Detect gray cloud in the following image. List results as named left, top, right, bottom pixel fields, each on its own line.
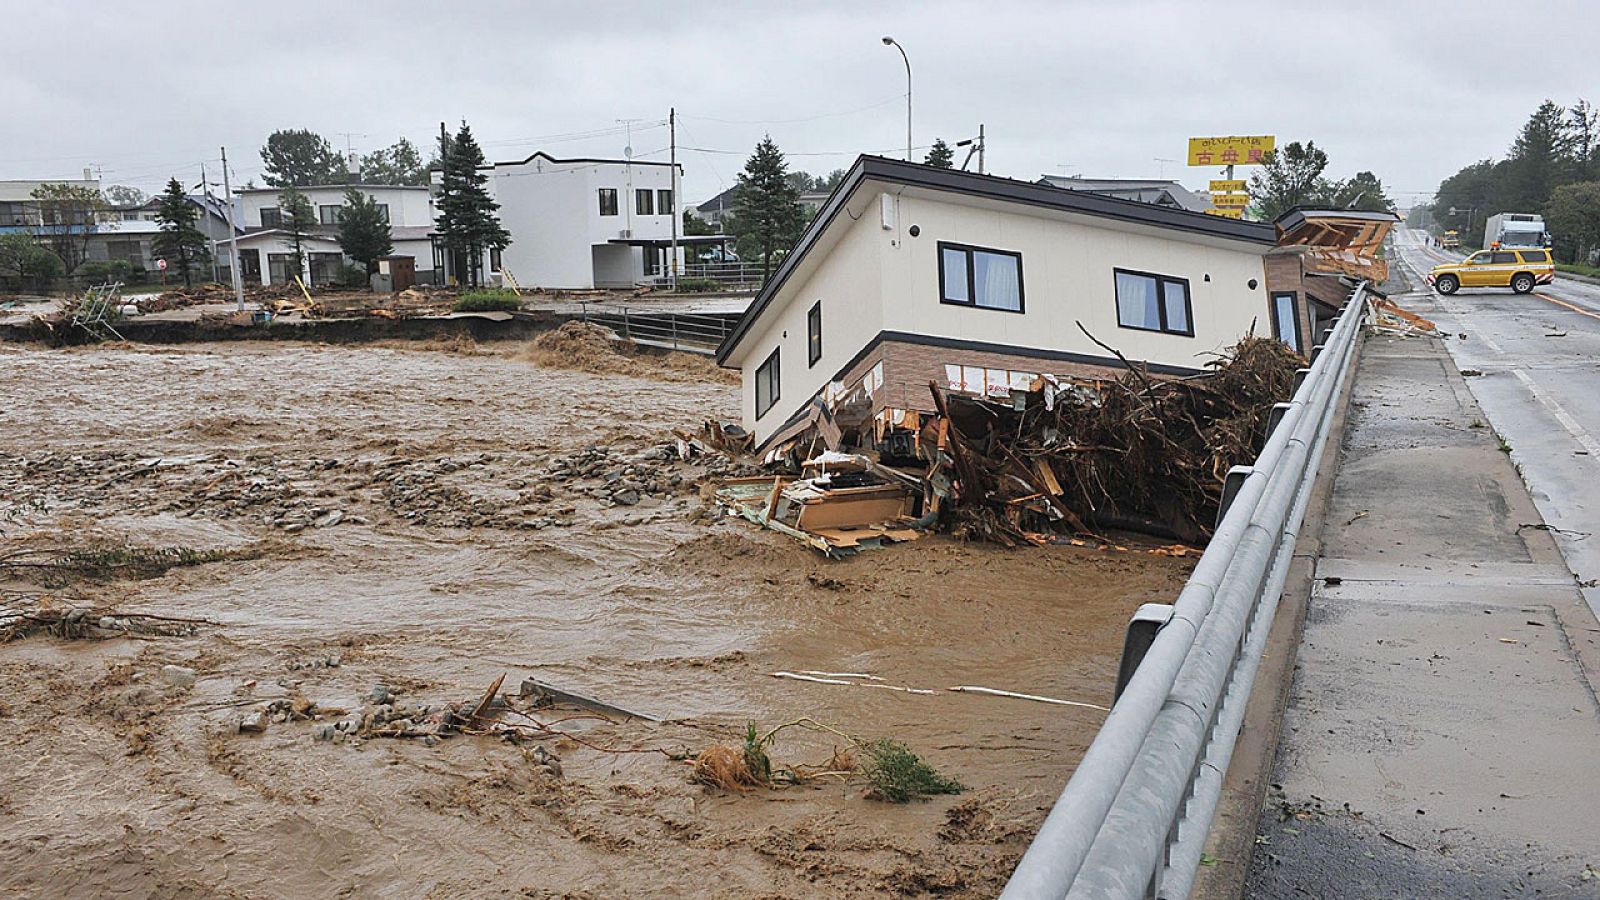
left=3, top=0, right=1590, bottom=208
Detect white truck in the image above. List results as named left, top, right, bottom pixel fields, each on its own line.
left=1483, top=213, right=1548, bottom=249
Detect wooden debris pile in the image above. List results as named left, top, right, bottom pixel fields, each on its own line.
left=930, top=335, right=1303, bottom=545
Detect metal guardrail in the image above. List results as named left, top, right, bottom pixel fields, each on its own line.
left=1001, top=282, right=1370, bottom=900
left=578, top=303, right=740, bottom=356
left=644, top=261, right=767, bottom=290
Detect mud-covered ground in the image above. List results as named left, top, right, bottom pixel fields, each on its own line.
left=0, top=337, right=1192, bottom=899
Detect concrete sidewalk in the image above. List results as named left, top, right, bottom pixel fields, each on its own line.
left=1243, top=328, right=1600, bottom=897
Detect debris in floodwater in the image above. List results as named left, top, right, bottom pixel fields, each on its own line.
left=0, top=599, right=209, bottom=642
left=692, top=718, right=960, bottom=803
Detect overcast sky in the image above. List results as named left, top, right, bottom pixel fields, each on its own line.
left=5, top=0, right=1593, bottom=210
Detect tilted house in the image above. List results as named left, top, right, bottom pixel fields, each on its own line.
left=715, top=156, right=1285, bottom=452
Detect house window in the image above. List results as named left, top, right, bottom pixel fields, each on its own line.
left=490, top=247, right=502, bottom=272
left=657, top=189, right=673, bottom=216
left=376, top=204, right=390, bottom=224
left=807, top=301, right=822, bottom=366
left=319, top=205, right=341, bottom=225
left=1114, top=268, right=1193, bottom=336
left=598, top=188, right=618, bottom=216
left=266, top=252, right=295, bottom=285
left=755, top=347, right=780, bottom=419
left=259, top=207, right=281, bottom=227
left=1271, top=291, right=1301, bottom=353
left=636, top=189, right=655, bottom=216
left=938, top=242, right=1024, bottom=312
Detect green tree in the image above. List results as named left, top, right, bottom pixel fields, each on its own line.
left=1502, top=100, right=1574, bottom=210
left=360, top=138, right=428, bottom=186
left=0, top=232, right=63, bottom=288
left=924, top=138, right=954, bottom=168
left=261, top=129, right=346, bottom=187
left=104, top=184, right=147, bottom=207
left=1331, top=171, right=1397, bottom=212
left=434, top=121, right=510, bottom=288
left=820, top=168, right=847, bottom=191
left=151, top=177, right=210, bottom=288
left=730, top=135, right=805, bottom=283
left=1545, top=181, right=1600, bottom=264
left=277, top=186, right=317, bottom=283
left=1248, top=141, right=1331, bottom=220
left=1569, top=100, right=1599, bottom=182
left=28, top=183, right=109, bottom=272
left=337, top=187, right=393, bottom=276
left=1434, top=159, right=1503, bottom=247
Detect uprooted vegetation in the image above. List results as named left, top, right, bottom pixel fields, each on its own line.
left=692, top=718, right=962, bottom=803
left=0, top=599, right=207, bottom=642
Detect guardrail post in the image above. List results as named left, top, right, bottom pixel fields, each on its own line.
left=622, top=307, right=630, bottom=340
left=671, top=315, right=678, bottom=350
left=1309, top=343, right=1326, bottom=364
left=1267, top=402, right=1292, bottom=439
left=1114, top=603, right=1175, bottom=702
left=1216, top=464, right=1253, bottom=531
left=1293, top=367, right=1311, bottom=391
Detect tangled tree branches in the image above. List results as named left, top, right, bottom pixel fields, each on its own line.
left=939, top=336, right=1304, bottom=545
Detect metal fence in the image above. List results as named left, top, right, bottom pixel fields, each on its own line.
left=578, top=303, right=741, bottom=356
left=1000, top=282, right=1369, bottom=900
left=644, top=260, right=767, bottom=292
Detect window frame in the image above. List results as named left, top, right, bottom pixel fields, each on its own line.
left=376, top=204, right=390, bottom=224
left=259, top=207, right=281, bottom=227
left=597, top=188, right=618, bottom=217
left=1270, top=290, right=1301, bottom=353
left=1518, top=249, right=1550, bottom=263
left=318, top=204, right=341, bottom=226
left=1113, top=267, right=1195, bottom=337
left=656, top=188, right=673, bottom=216
left=807, top=301, right=822, bottom=367
left=635, top=188, right=654, bottom=216
left=936, top=241, right=1026, bottom=314
left=755, top=347, right=781, bottom=420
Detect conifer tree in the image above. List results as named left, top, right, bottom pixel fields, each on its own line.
left=730, top=136, right=805, bottom=283
left=336, top=187, right=393, bottom=276
left=925, top=138, right=955, bottom=168
left=151, top=177, right=209, bottom=288
left=434, top=121, right=510, bottom=288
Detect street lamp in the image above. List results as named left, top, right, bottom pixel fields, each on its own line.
left=882, top=36, right=911, bottom=161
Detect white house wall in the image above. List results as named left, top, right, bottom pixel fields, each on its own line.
left=739, top=210, right=887, bottom=435
left=485, top=156, right=679, bottom=289
left=881, top=192, right=1270, bottom=368
left=734, top=184, right=1271, bottom=445
left=237, top=187, right=433, bottom=229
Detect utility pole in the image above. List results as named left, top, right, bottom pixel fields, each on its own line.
left=199, top=161, right=220, bottom=283
left=669, top=107, right=679, bottom=292
left=221, top=147, right=244, bottom=312
left=977, top=123, right=985, bottom=174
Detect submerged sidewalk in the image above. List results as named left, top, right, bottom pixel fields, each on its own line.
left=1244, top=327, right=1600, bottom=897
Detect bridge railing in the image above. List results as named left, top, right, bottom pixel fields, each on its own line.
left=1000, top=282, right=1369, bottom=900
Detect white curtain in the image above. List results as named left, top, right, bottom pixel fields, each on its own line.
left=976, top=252, right=1021, bottom=311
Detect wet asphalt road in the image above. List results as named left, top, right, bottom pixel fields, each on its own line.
left=1392, top=228, right=1600, bottom=620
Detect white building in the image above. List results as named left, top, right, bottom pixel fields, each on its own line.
left=441, top=152, right=681, bottom=290
left=716, top=156, right=1282, bottom=450
left=224, top=185, right=436, bottom=286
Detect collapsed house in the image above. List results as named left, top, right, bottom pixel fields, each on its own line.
left=708, top=162, right=1392, bottom=553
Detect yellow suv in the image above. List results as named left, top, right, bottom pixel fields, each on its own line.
left=1429, top=248, right=1554, bottom=295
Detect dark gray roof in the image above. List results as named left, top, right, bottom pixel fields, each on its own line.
left=716, top=155, right=1276, bottom=365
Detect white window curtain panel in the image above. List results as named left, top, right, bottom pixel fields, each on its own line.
left=977, top=252, right=1020, bottom=311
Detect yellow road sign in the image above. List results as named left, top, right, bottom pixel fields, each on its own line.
left=1209, top=179, right=1247, bottom=192
left=1205, top=208, right=1245, bottom=219
left=1211, top=193, right=1249, bottom=208
left=1188, top=136, right=1275, bottom=167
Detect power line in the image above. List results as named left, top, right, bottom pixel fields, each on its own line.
left=679, top=95, right=903, bottom=127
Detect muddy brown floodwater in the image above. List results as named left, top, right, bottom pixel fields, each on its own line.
left=0, top=338, right=1193, bottom=899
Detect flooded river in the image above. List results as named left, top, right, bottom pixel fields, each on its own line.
left=0, top=339, right=1191, bottom=898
